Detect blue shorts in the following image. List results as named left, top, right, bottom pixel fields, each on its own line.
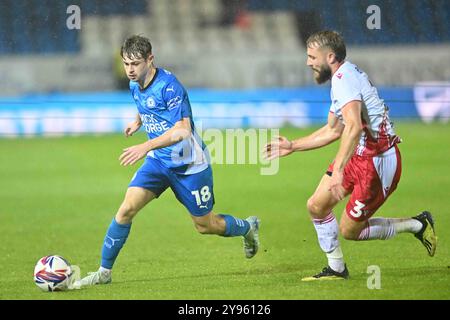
left=128, top=157, right=215, bottom=216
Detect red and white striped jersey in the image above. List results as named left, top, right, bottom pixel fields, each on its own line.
left=330, top=61, right=401, bottom=157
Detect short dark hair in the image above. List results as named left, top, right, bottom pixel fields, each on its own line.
left=120, top=35, right=152, bottom=60
left=306, top=30, right=346, bottom=62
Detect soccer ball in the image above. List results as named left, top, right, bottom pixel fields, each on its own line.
left=33, top=255, right=73, bottom=292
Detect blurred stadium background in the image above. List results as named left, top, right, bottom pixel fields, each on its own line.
left=0, top=0, right=449, bottom=136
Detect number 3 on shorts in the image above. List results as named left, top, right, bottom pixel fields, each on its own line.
left=191, top=186, right=212, bottom=206
left=350, top=200, right=366, bottom=218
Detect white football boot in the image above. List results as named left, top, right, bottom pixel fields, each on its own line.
left=73, top=268, right=112, bottom=288
left=243, top=216, right=260, bottom=259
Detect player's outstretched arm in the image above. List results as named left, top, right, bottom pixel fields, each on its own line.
left=263, top=112, right=344, bottom=160
left=119, top=117, right=191, bottom=166
left=290, top=112, right=344, bottom=151
left=263, top=135, right=294, bottom=160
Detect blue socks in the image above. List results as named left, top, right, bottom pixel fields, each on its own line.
left=101, top=218, right=131, bottom=269
left=219, top=214, right=250, bottom=237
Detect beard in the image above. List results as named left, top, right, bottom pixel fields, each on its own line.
left=313, top=65, right=332, bottom=84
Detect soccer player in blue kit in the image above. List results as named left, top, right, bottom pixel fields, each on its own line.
left=76, top=35, right=260, bottom=287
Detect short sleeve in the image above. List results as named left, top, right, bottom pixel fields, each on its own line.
left=162, top=80, right=192, bottom=122
left=331, top=73, right=362, bottom=111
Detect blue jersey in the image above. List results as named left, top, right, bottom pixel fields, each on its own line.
left=129, top=68, right=208, bottom=175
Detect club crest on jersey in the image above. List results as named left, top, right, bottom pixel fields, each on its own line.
left=146, top=97, right=156, bottom=108
left=336, top=73, right=343, bottom=79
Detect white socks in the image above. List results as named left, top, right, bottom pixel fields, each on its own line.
left=312, top=213, right=423, bottom=272
left=326, top=246, right=345, bottom=273
left=358, top=217, right=422, bottom=240
left=313, top=212, right=345, bottom=272
left=312, top=212, right=339, bottom=252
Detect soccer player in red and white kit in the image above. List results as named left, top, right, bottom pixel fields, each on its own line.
left=264, top=30, right=437, bottom=280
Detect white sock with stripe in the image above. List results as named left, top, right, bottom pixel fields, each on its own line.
left=358, top=217, right=422, bottom=240
left=312, top=212, right=345, bottom=273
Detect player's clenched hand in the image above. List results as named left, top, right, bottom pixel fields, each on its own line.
left=124, top=120, right=142, bottom=137
left=119, top=143, right=149, bottom=166
left=329, top=169, right=346, bottom=201
left=262, top=136, right=293, bottom=160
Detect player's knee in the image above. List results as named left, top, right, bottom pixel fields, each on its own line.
left=306, top=197, right=316, bottom=213
left=116, top=201, right=139, bottom=223
left=307, top=197, right=325, bottom=217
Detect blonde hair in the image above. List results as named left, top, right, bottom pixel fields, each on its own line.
left=306, top=30, right=346, bottom=62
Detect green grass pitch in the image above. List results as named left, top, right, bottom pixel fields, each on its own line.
left=0, top=122, right=449, bottom=300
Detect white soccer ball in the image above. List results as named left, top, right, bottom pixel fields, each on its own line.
left=33, top=255, right=73, bottom=292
